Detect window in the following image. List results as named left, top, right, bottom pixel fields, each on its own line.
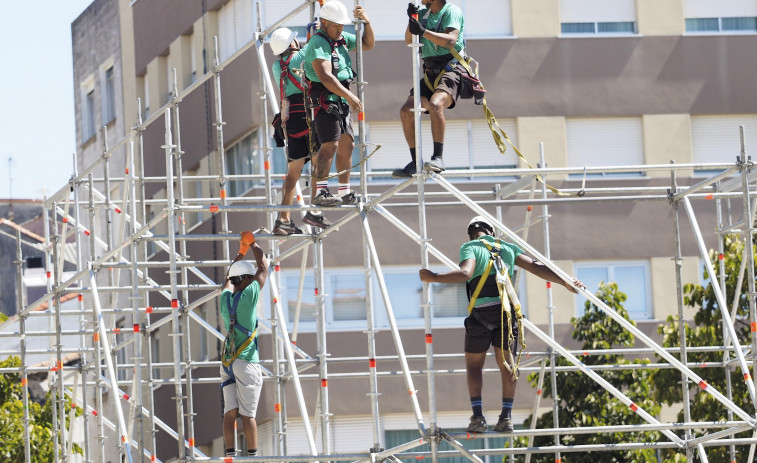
left=367, top=119, right=518, bottom=176
left=560, top=0, right=637, bottom=35
left=566, top=117, right=643, bottom=177
left=575, top=262, right=652, bottom=320
left=225, top=130, right=262, bottom=196
left=685, top=0, right=757, bottom=33
left=691, top=115, right=757, bottom=168
left=218, top=0, right=255, bottom=62
left=83, top=87, right=96, bottom=141
left=102, top=66, right=116, bottom=124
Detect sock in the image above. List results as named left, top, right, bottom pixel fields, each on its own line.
left=248, top=449, right=257, bottom=456
left=316, top=180, right=328, bottom=192
left=470, top=396, right=482, bottom=417
left=409, top=147, right=417, bottom=163
left=225, top=448, right=236, bottom=456
left=501, top=397, right=513, bottom=419
left=432, top=142, right=443, bottom=159
left=338, top=183, right=351, bottom=197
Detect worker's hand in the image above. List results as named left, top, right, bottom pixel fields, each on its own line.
left=419, top=269, right=436, bottom=283
left=408, top=17, right=426, bottom=36
left=354, top=5, right=370, bottom=23
left=346, top=92, right=363, bottom=113
left=238, top=230, right=255, bottom=256
left=564, top=278, right=585, bottom=294
left=407, top=2, right=419, bottom=18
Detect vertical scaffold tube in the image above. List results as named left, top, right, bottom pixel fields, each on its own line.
left=314, top=238, right=332, bottom=454
left=15, top=230, right=32, bottom=462
left=164, top=107, right=188, bottom=459
left=354, top=0, right=368, bottom=197
left=52, top=230, right=66, bottom=462
left=539, top=144, right=561, bottom=462
left=670, top=167, right=694, bottom=462
left=212, top=37, right=231, bottom=261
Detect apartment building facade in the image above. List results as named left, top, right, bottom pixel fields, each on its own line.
left=71, top=0, right=757, bottom=459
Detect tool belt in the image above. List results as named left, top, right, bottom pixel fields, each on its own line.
left=307, top=80, right=353, bottom=118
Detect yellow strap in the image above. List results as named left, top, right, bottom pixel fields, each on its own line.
left=222, top=328, right=258, bottom=367
left=466, top=258, right=494, bottom=315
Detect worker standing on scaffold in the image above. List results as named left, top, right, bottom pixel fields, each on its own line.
left=302, top=1, right=375, bottom=229
left=269, top=27, right=316, bottom=236
left=393, top=0, right=467, bottom=178
left=419, top=217, right=584, bottom=433
left=220, top=231, right=269, bottom=457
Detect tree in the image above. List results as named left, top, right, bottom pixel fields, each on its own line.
left=0, top=355, right=83, bottom=462
left=515, top=282, right=661, bottom=462
left=652, top=235, right=754, bottom=463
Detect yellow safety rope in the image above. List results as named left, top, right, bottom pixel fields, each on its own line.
left=425, top=48, right=575, bottom=197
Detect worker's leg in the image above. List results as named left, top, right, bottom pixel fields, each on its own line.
left=279, top=158, right=306, bottom=223
left=240, top=415, right=258, bottom=455
left=223, top=409, right=238, bottom=453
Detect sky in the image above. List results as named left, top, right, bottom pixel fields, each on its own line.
left=0, top=0, right=94, bottom=201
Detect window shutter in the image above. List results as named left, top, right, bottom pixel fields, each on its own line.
left=366, top=122, right=409, bottom=171
left=219, top=0, right=254, bottom=62
left=566, top=117, right=643, bottom=167
left=362, top=0, right=408, bottom=40
left=559, top=0, right=636, bottom=23
left=448, top=0, right=513, bottom=37
left=691, top=115, right=757, bottom=164
left=471, top=119, right=518, bottom=168
left=685, top=0, right=757, bottom=18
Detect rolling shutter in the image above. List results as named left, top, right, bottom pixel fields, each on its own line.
left=691, top=115, right=757, bottom=164
left=471, top=119, right=518, bottom=167
left=218, top=0, right=254, bottom=62
left=559, top=0, right=636, bottom=23
left=685, top=0, right=757, bottom=18
left=566, top=117, right=643, bottom=167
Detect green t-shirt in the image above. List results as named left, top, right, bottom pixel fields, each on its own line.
left=419, top=3, right=465, bottom=58
left=304, top=31, right=357, bottom=103
left=272, top=49, right=306, bottom=98
left=459, top=235, right=522, bottom=307
left=221, top=281, right=260, bottom=363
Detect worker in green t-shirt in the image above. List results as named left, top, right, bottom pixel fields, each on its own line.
left=419, top=216, right=584, bottom=434
left=393, top=0, right=466, bottom=178
left=220, top=230, right=269, bottom=457
left=302, top=1, right=374, bottom=229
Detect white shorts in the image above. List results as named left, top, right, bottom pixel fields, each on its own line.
left=221, top=360, right=263, bottom=418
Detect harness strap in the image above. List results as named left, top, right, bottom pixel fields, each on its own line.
left=221, top=291, right=259, bottom=368
left=221, top=364, right=236, bottom=388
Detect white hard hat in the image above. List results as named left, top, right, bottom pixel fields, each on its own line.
left=228, top=260, right=256, bottom=278
left=320, top=1, right=351, bottom=25
left=467, top=216, right=494, bottom=233
left=269, top=27, right=298, bottom=56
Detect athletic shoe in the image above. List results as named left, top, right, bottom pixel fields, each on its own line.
left=466, top=415, right=487, bottom=433
left=424, top=156, right=445, bottom=173
left=340, top=190, right=358, bottom=205
left=493, top=416, right=513, bottom=433
left=313, top=189, right=342, bottom=207
left=273, top=219, right=303, bottom=236
left=392, top=161, right=417, bottom=178
left=303, top=211, right=332, bottom=229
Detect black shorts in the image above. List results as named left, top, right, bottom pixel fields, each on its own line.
left=410, top=65, right=463, bottom=110
left=283, top=95, right=315, bottom=162
left=313, top=104, right=355, bottom=144
left=464, top=305, right=520, bottom=354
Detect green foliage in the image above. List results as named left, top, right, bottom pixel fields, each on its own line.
left=512, top=282, right=661, bottom=462
left=652, top=235, right=755, bottom=463
left=0, top=355, right=83, bottom=462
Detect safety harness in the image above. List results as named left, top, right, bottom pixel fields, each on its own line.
left=306, top=31, right=355, bottom=120
left=465, top=237, right=526, bottom=374
left=220, top=290, right=259, bottom=388
left=278, top=54, right=308, bottom=139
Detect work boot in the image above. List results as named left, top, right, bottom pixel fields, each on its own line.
left=493, top=416, right=513, bottom=433
left=424, top=156, right=445, bottom=173
left=340, top=190, right=358, bottom=205
left=466, top=415, right=487, bottom=433
left=273, top=218, right=303, bottom=236
left=303, top=211, right=332, bottom=229
left=392, top=161, right=417, bottom=178
left=313, top=189, right=342, bottom=207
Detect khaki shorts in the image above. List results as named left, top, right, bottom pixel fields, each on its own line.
left=221, top=360, right=263, bottom=418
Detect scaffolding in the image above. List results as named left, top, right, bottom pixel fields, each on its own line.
left=2, top=1, right=757, bottom=462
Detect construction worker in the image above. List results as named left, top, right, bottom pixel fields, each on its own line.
left=393, top=0, right=465, bottom=178
left=220, top=231, right=269, bottom=456
left=418, top=217, right=584, bottom=433
left=270, top=27, right=315, bottom=235
left=302, top=1, right=374, bottom=228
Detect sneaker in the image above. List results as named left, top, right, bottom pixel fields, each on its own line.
left=392, top=161, right=417, bottom=178
left=303, top=211, right=332, bottom=229
left=424, top=156, right=445, bottom=173
left=466, top=415, right=487, bottom=433
left=493, top=416, right=513, bottom=433
left=340, top=190, right=358, bottom=205
left=273, top=218, right=303, bottom=236
left=313, top=188, right=342, bottom=207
